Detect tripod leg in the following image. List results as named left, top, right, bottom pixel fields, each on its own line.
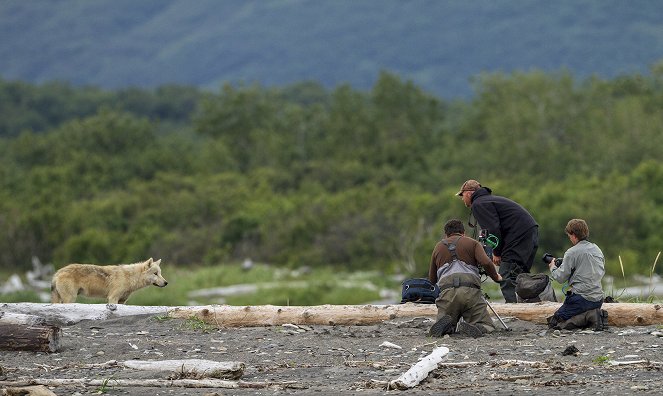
left=484, top=297, right=510, bottom=331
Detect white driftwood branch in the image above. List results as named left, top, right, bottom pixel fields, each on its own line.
left=609, top=360, right=663, bottom=366
left=121, top=359, right=245, bottom=379
left=0, top=378, right=301, bottom=390
left=388, top=346, right=449, bottom=390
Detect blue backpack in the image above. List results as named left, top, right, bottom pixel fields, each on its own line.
left=400, top=278, right=440, bottom=304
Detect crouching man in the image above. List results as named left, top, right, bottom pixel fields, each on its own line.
left=428, top=219, right=502, bottom=338
left=547, top=219, right=607, bottom=330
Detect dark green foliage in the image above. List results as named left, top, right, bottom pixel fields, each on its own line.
left=1, top=68, right=663, bottom=279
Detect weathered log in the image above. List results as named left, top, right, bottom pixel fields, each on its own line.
left=121, top=359, right=245, bottom=379
left=0, top=303, right=169, bottom=326
left=2, top=302, right=662, bottom=328
left=0, top=312, right=47, bottom=326
left=168, top=304, right=436, bottom=326
left=490, top=301, right=663, bottom=327
left=0, top=378, right=302, bottom=390
left=169, top=302, right=663, bottom=327
left=2, top=385, right=57, bottom=396
left=0, top=323, right=61, bottom=353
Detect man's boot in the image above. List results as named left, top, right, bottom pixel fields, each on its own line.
left=429, top=315, right=455, bottom=337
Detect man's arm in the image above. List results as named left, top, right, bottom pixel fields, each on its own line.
left=474, top=243, right=502, bottom=282
left=428, top=246, right=439, bottom=284
left=549, top=252, right=573, bottom=283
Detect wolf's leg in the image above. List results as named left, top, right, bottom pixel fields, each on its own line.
left=55, top=284, right=79, bottom=303
left=51, top=284, right=62, bottom=303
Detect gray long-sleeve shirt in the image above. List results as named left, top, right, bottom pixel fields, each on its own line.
left=550, top=240, right=605, bottom=302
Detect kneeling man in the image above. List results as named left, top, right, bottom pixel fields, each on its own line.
left=547, top=219, right=606, bottom=330
left=428, top=219, right=502, bottom=337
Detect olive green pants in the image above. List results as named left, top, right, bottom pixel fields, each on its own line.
left=435, top=286, right=496, bottom=333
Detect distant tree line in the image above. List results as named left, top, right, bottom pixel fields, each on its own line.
left=1, top=64, right=662, bottom=278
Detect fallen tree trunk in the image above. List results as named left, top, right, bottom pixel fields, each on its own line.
left=0, top=303, right=169, bottom=326
left=169, top=302, right=663, bottom=327
left=2, top=385, right=57, bottom=396
left=492, top=301, right=663, bottom=327
left=2, top=302, right=662, bottom=328
left=0, top=312, right=62, bottom=353
left=0, top=323, right=61, bottom=352
left=0, top=378, right=302, bottom=390
left=121, top=359, right=245, bottom=379
left=168, top=304, right=438, bottom=327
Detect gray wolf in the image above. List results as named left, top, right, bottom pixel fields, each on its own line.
left=51, top=258, right=168, bottom=304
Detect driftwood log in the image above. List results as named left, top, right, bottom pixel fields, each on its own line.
left=0, top=378, right=302, bottom=390
left=169, top=302, right=663, bottom=327
left=120, top=359, right=245, bottom=379
left=2, top=302, right=662, bottom=328
left=0, top=312, right=61, bottom=352
left=1, top=385, right=57, bottom=396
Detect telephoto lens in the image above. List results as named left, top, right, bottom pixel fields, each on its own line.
left=542, top=253, right=554, bottom=264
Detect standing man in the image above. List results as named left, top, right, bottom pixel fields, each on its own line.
left=428, top=219, right=502, bottom=337
left=457, top=180, right=539, bottom=303
left=547, top=219, right=605, bottom=328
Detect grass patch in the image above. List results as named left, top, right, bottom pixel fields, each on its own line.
left=593, top=355, right=610, bottom=365
left=0, top=290, right=42, bottom=303
left=178, top=315, right=214, bottom=332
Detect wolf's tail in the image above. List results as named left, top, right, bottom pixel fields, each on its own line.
left=51, top=281, right=62, bottom=303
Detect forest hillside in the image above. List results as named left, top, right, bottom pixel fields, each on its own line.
left=1, top=66, right=662, bottom=279
left=2, top=0, right=663, bottom=98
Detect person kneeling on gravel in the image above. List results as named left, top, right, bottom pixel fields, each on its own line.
left=546, top=219, right=607, bottom=331
left=428, top=219, right=503, bottom=338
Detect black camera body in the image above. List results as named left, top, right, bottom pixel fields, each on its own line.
left=542, top=253, right=562, bottom=267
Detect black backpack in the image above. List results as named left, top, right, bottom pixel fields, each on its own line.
left=400, top=278, right=440, bottom=304
left=515, top=273, right=557, bottom=302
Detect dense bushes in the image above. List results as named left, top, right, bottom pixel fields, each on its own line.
left=1, top=66, right=662, bottom=278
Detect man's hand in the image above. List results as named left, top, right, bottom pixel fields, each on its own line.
left=494, top=274, right=503, bottom=282
left=548, top=257, right=558, bottom=271
left=492, top=254, right=501, bottom=266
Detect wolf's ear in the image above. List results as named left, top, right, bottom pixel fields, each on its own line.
left=154, top=259, right=162, bottom=266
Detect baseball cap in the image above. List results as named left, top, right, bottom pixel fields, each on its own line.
left=456, top=179, right=481, bottom=196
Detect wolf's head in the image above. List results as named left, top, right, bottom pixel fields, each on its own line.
left=143, top=258, right=168, bottom=287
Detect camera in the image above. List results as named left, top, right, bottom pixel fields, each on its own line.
left=542, top=253, right=562, bottom=267
left=478, top=229, right=498, bottom=259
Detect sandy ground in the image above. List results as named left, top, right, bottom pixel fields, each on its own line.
left=1, top=311, right=663, bottom=395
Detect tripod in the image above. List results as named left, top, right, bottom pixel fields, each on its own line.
left=483, top=294, right=510, bottom=331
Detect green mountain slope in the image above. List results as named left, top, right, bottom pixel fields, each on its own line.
left=1, top=0, right=662, bottom=97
